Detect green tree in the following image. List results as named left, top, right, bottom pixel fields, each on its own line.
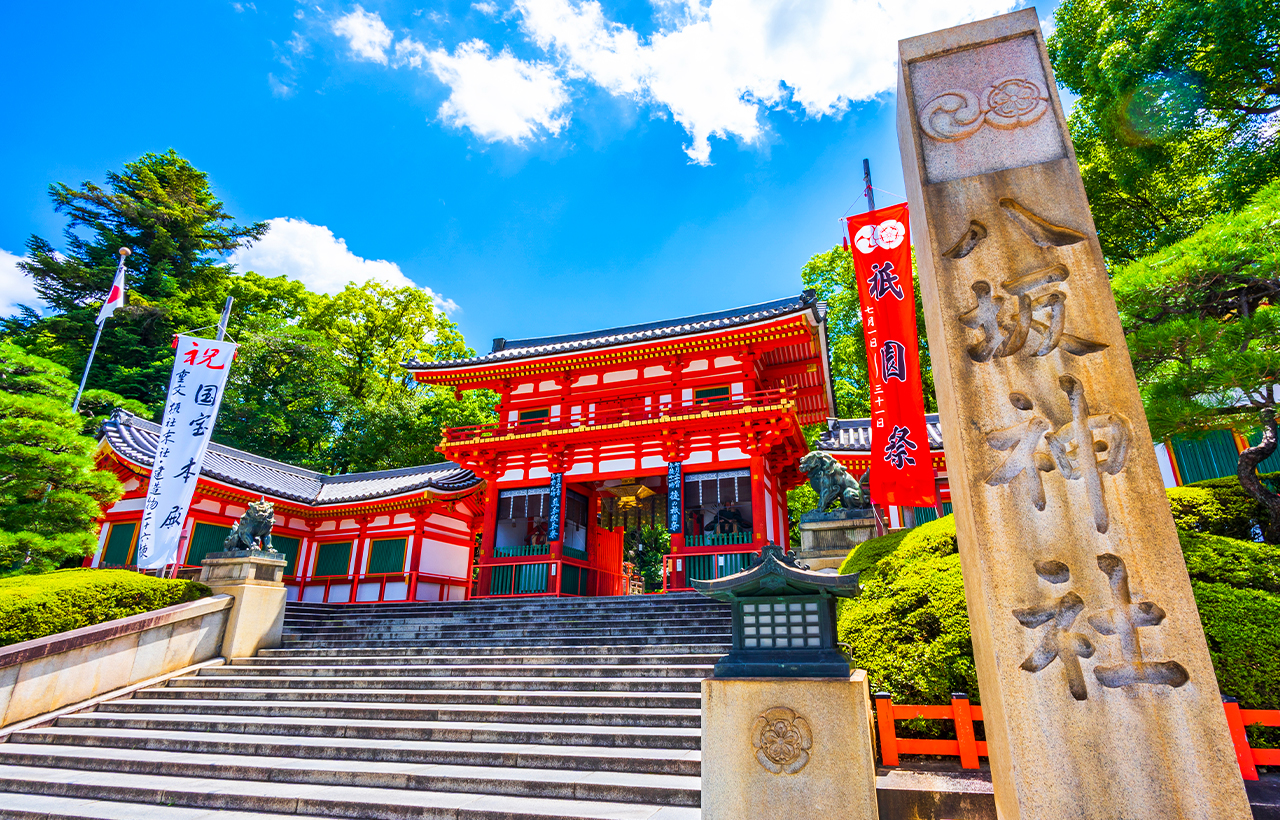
left=303, top=280, right=469, bottom=406
left=328, top=384, right=497, bottom=474
left=1111, top=180, right=1280, bottom=541
left=4, top=150, right=267, bottom=409
left=214, top=323, right=350, bottom=470
left=0, top=341, right=123, bottom=574
left=801, top=247, right=936, bottom=419
left=623, top=524, right=672, bottom=593
left=1048, top=0, right=1280, bottom=262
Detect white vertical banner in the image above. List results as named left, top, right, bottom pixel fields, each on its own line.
left=135, top=334, right=237, bottom=569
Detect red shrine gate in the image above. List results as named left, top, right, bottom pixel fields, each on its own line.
left=407, top=292, right=836, bottom=597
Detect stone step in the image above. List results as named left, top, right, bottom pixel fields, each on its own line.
left=164, top=674, right=705, bottom=693
left=0, top=792, right=339, bottom=820
left=235, top=653, right=724, bottom=667
left=54, top=713, right=702, bottom=749
left=282, top=593, right=715, bottom=614
left=279, top=634, right=728, bottom=648
left=281, top=612, right=729, bottom=628
left=259, top=643, right=729, bottom=658
left=279, top=626, right=730, bottom=640
left=0, top=744, right=702, bottom=807
left=10, top=727, right=702, bottom=776
left=95, top=698, right=702, bottom=729
left=195, top=663, right=715, bottom=679
left=0, top=765, right=700, bottom=819
left=139, top=686, right=701, bottom=710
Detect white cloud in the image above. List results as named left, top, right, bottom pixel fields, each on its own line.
left=332, top=5, right=393, bottom=64
left=227, top=218, right=458, bottom=313
left=426, top=40, right=570, bottom=142
left=515, top=0, right=1019, bottom=163
left=0, top=249, right=44, bottom=319
left=332, top=6, right=568, bottom=144
left=329, top=0, right=1020, bottom=161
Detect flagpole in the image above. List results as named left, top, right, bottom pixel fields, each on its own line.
left=863, top=158, right=876, bottom=212
left=72, top=247, right=130, bottom=413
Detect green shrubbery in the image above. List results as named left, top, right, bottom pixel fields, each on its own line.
left=1168, top=474, right=1275, bottom=541
left=837, top=517, right=977, bottom=708
left=0, top=569, right=210, bottom=647
left=837, top=516, right=1280, bottom=712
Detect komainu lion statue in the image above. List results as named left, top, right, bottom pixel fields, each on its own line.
left=223, top=498, right=277, bottom=552
left=798, top=451, right=869, bottom=513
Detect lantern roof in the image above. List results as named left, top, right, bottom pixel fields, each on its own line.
left=692, top=544, right=862, bottom=600
left=98, top=410, right=481, bottom=506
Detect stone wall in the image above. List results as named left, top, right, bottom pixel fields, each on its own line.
left=0, top=594, right=232, bottom=728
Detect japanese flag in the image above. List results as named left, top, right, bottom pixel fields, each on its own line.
left=96, top=256, right=127, bottom=325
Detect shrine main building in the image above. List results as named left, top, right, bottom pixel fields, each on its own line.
left=89, top=288, right=1226, bottom=601
left=405, top=291, right=834, bottom=596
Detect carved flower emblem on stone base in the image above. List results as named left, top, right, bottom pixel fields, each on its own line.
left=751, top=707, right=813, bottom=774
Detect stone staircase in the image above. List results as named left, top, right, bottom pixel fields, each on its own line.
left=0, top=591, right=730, bottom=819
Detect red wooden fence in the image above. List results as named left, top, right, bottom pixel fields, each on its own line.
left=874, top=692, right=1279, bottom=781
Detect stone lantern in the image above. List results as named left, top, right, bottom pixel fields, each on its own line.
left=692, top=544, right=861, bottom=677
left=693, top=544, right=880, bottom=820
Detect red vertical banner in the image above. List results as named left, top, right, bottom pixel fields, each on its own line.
left=845, top=203, right=936, bottom=508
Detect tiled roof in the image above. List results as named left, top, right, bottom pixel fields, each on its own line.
left=817, top=414, right=945, bottom=452
left=405, top=291, right=820, bottom=370
left=99, top=410, right=481, bottom=506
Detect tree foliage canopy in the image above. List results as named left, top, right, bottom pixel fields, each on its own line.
left=0, top=342, right=123, bottom=573
left=1111, top=180, right=1280, bottom=539
left=1048, top=0, right=1280, bottom=262
left=2, top=151, right=497, bottom=480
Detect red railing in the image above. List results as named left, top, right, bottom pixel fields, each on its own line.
left=874, top=693, right=1280, bottom=780
left=1224, top=698, right=1280, bottom=780
left=874, top=693, right=986, bottom=769
left=441, top=388, right=795, bottom=443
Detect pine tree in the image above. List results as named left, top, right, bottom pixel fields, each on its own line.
left=0, top=341, right=123, bottom=574
left=5, top=150, right=267, bottom=410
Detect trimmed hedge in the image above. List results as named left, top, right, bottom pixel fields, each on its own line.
left=837, top=518, right=1280, bottom=713
left=1168, top=474, right=1274, bottom=541
left=836, top=516, right=978, bottom=711
left=0, top=569, right=211, bottom=647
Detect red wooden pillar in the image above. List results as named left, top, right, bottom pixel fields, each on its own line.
left=750, top=455, right=767, bottom=547
left=873, top=693, right=899, bottom=766
left=408, top=510, right=427, bottom=602
left=477, top=477, right=500, bottom=597
left=778, top=486, right=791, bottom=549
left=951, top=693, right=980, bottom=770
left=1223, top=697, right=1259, bottom=780
left=350, top=515, right=370, bottom=588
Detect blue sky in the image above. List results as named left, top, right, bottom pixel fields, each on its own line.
left=0, top=0, right=1059, bottom=353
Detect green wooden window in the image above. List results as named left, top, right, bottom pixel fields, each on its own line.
left=367, top=538, right=407, bottom=575
left=185, top=522, right=232, bottom=567
left=314, top=541, right=353, bottom=577
left=518, top=408, right=550, bottom=425
left=1170, top=430, right=1240, bottom=484
left=489, top=565, right=513, bottom=595
left=273, top=536, right=301, bottom=576
left=488, top=563, right=549, bottom=595
left=694, top=386, right=731, bottom=402
left=912, top=502, right=954, bottom=525
left=562, top=563, right=588, bottom=595
left=102, top=522, right=137, bottom=566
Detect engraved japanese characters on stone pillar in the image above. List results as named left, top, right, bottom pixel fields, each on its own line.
left=897, top=9, right=1251, bottom=820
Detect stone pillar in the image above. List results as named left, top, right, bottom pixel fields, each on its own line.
left=896, top=10, right=1250, bottom=819
left=199, top=550, right=287, bottom=659
left=702, top=672, right=879, bottom=820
